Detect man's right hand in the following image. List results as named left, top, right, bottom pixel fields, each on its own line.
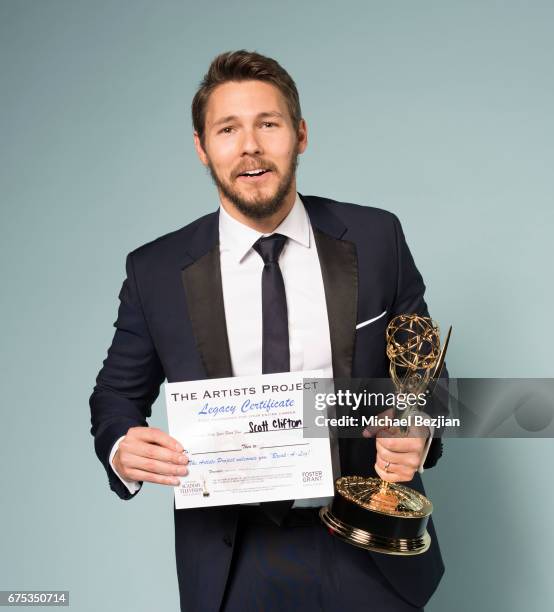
left=112, top=426, right=188, bottom=486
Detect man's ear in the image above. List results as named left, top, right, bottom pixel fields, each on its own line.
left=193, top=132, right=209, bottom=166
left=297, top=119, right=308, bottom=155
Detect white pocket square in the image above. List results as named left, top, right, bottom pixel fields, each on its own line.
left=355, top=310, right=387, bottom=330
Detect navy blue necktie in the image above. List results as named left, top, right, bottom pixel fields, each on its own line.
left=253, top=234, right=290, bottom=374
left=253, top=233, right=294, bottom=524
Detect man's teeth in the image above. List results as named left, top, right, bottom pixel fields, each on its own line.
left=242, top=169, right=266, bottom=176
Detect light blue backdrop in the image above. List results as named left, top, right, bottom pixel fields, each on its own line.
left=1, top=1, right=552, bottom=610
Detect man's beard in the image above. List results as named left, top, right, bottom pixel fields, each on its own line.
left=206, top=149, right=299, bottom=220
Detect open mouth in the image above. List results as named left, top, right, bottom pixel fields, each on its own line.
left=237, top=168, right=271, bottom=179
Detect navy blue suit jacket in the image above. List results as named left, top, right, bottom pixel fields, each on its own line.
left=90, top=194, right=445, bottom=610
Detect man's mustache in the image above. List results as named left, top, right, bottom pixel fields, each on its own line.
left=233, top=159, right=278, bottom=178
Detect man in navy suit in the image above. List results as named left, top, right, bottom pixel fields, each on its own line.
left=90, top=50, right=445, bottom=611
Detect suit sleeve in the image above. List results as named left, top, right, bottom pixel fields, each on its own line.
left=390, top=215, right=447, bottom=470
left=89, top=252, right=165, bottom=499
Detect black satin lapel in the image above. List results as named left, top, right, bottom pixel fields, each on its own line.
left=181, top=245, right=233, bottom=379
left=313, top=229, right=358, bottom=378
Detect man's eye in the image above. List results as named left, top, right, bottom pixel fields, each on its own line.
left=219, top=127, right=234, bottom=134
left=262, top=122, right=276, bottom=128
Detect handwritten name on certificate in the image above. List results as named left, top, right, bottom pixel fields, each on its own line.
left=165, top=371, right=334, bottom=509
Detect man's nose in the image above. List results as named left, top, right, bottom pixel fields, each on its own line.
left=240, top=128, right=263, bottom=156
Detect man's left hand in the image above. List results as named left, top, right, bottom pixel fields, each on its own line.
left=362, top=410, right=429, bottom=483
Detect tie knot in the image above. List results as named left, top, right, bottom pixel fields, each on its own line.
left=253, top=233, right=287, bottom=264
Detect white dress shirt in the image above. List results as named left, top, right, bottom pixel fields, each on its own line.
left=109, top=194, right=431, bottom=498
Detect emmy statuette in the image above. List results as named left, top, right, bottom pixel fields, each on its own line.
left=320, top=314, right=451, bottom=556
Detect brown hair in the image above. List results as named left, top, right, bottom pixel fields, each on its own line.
left=192, top=50, right=302, bottom=145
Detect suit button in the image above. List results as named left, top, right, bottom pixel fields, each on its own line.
left=222, top=535, right=233, bottom=547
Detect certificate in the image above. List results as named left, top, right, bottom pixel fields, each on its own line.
left=165, top=370, right=335, bottom=509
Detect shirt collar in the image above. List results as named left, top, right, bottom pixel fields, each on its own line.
left=219, top=193, right=310, bottom=263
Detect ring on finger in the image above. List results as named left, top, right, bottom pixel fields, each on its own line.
left=384, top=460, right=391, bottom=472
